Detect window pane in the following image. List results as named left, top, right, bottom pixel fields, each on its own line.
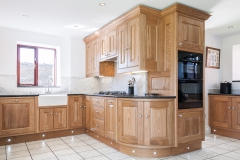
left=19, top=48, right=35, bottom=85
left=38, top=49, right=55, bottom=86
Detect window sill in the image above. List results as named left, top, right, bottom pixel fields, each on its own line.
left=17, top=86, right=61, bottom=88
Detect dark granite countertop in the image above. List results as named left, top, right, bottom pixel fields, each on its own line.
left=208, top=93, right=240, bottom=96
left=0, top=93, right=176, bottom=99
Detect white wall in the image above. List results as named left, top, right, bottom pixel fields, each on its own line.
left=205, top=34, right=223, bottom=133
left=222, top=33, right=240, bottom=89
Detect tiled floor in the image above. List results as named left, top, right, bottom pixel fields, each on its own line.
left=1, top=134, right=240, bottom=160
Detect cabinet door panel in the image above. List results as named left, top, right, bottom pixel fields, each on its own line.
left=128, top=17, right=140, bottom=68
left=118, top=100, right=143, bottom=145
left=86, top=42, right=92, bottom=75
left=178, top=15, right=204, bottom=53
left=54, top=108, right=67, bottom=129
left=99, top=34, right=107, bottom=60
left=85, top=96, right=92, bottom=129
left=232, top=98, right=240, bottom=130
left=92, top=39, right=99, bottom=74
left=117, top=23, right=128, bottom=69
left=108, top=29, right=117, bottom=57
left=144, top=101, right=174, bottom=146
left=0, top=98, right=35, bottom=135
left=209, top=96, right=231, bottom=128
left=69, top=97, right=83, bottom=128
left=105, top=99, right=116, bottom=140
left=178, top=110, right=203, bottom=143
left=40, top=108, right=54, bottom=132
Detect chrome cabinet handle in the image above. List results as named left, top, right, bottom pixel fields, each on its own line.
left=109, top=104, right=113, bottom=108
left=233, top=107, right=236, bottom=110
left=55, top=113, right=58, bottom=115
left=228, top=107, right=231, bottom=109
left=79, top=106, right=82, bottom=108
left=15, top=100, right=18, bottom=102
left=139, top=114, right=142, bottom=118
left=179, top=114, right=183, bottom=117
left=50, top=113, right=53, bottom=116
left=179, top=43, right=183, bottom=46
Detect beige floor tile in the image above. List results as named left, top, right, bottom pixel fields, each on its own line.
left=217, top=143, right=239, bottom=151
left=45, top=140, right=66, bottom=146
left=7, top=150, right=30, bottom=159
left=133, top=157, right=159, bottom=160
left=0, top=148, right=5, bottom=154
left=209, top=154, right=235, bottom=160
left=31, top=152, right=56, bottom=160
left=27, top=142, right=48, bottom=149
left=178, top=152, right=205, bottom=160
left=225, top=141, right=240, bottom=148
left=68, top=141, right=88, bottom=148
left=223, top=151, right=240, bottom=159
left=78, top=149, right=102, bottom=159
left=6, top=145, right=28, bottom=153
left=76, top=135, right=94, bottom=141
left=44, top=138, right=62, bottom=142
left=83, top=139, right=100, bottom=145
left=90, top=142, right=108, bottom=149
left=165, top=156, right=186, bottom=160
left=205, top=146, right=230, bottom=154
left=74, top=145, right=94, bottom=153
left=29, top=146, right=51, bottom=155
left=58, top=153, right=84, bottom=160
left=192, top=148, right=219, bottom=158
left=60, top=136, right=76, bottom=139
left=6, top=143, right=26, bottom=148
left=105, top=151, right=131, bottom=160
left=48, top=144, right=70, bottom=151
left=8, top=155, right=32, bottom=160
left=85, top=155, right=109, bottom=160
left=26, top=140, right=45, bottom=145
left=97, top=146, right=117, bottom=154
left=0, top=154, right=6, bottom=160
left=53, top=148, right=76, bottom=157
left=0, top=146, right=5, bottom=149
left=62, top=137, right=82, bottom=144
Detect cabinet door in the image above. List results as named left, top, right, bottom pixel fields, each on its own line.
left=0, top=98, right=35, bottom=135
left=69, top=96, right=83, bottom=128
left=117, top=23, right=128, bottom=69
left=86, top=42, right=92, bottom=76
left=209, top=96, right=231, bottom=128
left=40, top=108, right=54, bottom=132
left=85, top=96, right=92, bottom=129
left=99, top=34, right=108, bottom=60
left=92, top=39, right=99, bottom=74
left=232, top=98, right=240, bottom=130
left=127, top=17, right=140, bottom=68
left=107, top=29, right=117, bottom=57
left=143, top=100, right=174, bottom=146
left=117, top=100, right=143, bottom=145
left=53, top=108, right=67, bottom=129
left=178, top=109, right=203, bottom=143
left=178, top=15, right=204, bottom=53
left=105, top=98, right=116, bottom=140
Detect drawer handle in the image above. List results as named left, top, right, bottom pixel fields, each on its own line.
left=228, top=107, right=231, bottom=109
left=179, top=114, right=182, bottom=117
left=15, top=100, right=18, bottom=103
left=55, top=113, right=58, bottom=115
left=139, top=114, right=142, bottom=118
left=96, top=111, right=99, bottom=113
left=233, top=107, right=236, bottom=110
left=79, top=106, right=82, bottom=108
left=96, top=124, right=99, bottom=127
left=179, top=42, right=183, bottom=46
left=109, top=105, right=113, bottom=108
left=50, top=113, right=53, bottom=116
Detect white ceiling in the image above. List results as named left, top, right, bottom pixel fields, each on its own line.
left=0, top=0, right=240, bottom=39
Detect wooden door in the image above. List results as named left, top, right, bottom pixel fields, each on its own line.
left=143, top=100, right=174, bottom=146
left=232, top=98, right=240, bottom=130
left=69, top=96, right=83, bottom=128
left=117, top=100, right=143, bottom=145
left=107, top=29, right=117, bottom=57
left=53, top=107, right=67, bottom=129
left=178, top=109, right=203, bottom=143
left=209, top=96, right=231, bottom=128
left=0, top=98, right=35, bottom=135
left=86, top=42, right=92, bottom=75
left=92, top=38, right=99, bottom=74
left=40, top=108, right=54, bottom=132
left=85, top=96, right=92, bottom=129
left=99, top=34, right=108, bottom=60
left=117, top=23, right=128, bottom=69
left=178, top=15, right=204, bottom=53
left=105, top=98, right=116, bottom=140
left=127, top=17, right=140, bottom=68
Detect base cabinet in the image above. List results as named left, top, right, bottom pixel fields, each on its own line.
left=68, top=96, right=83, bottom=128
left=85, top=96, right=92, bottom=129
left=105, top=98, right=116, bottom=140
left=178, top=108, right=204, bottom=144
left=39, top=107, right=67, bottom=132
left=117, top=99, right=175, bottom=146
left=0, top=97, right=35, bottom=136
left=209, top=95, right=240, bottom=136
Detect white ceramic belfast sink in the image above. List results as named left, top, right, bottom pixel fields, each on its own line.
left=38, top=94, right=68, bottom=106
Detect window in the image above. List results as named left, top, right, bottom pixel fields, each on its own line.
left=17, top=44, right=57, bottom=87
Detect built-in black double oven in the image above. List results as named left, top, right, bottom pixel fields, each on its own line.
left=178, top=51, right=203, bottom=109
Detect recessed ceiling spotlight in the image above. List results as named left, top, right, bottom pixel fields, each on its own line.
left=64, top=24, right=86, bottom=30
left=228, top=26, right=233, bottom=28
left=99, top=3, right=106, bottom=6
left=22, top=15, right=29, bottom=18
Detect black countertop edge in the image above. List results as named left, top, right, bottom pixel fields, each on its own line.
left=0, top=93, right=176, bottom=99
left=208, top=93, right=240, bottom=96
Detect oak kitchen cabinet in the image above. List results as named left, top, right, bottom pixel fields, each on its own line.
left=0, top=97, right=35, bottom=136
left=99, top=28, right=117, bottom=61
left=85, top=96, right=92, bottom=130
left=86, top=38, right=99, bottom=77
left=117, top=99, right=175, bottom=146
left=105, top=98, right=116, bottom=140
left=39, top=107, right=67, bottom=132
left=178, top=108, right=204, bottom=144
left=68, top=96, right=83, bottom=128
left=209, top=95, right=240, bottom=138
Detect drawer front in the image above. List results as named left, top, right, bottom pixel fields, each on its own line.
left=92, top=107, right=104, bottom=120
left=92, top=98, right=104, bottom=108
left=92, top=118, right=104, bottom=135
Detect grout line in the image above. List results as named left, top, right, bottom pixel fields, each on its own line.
left=43, top=139, right=59, bottom=160
left=25, top=142, right=33, bottom=160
